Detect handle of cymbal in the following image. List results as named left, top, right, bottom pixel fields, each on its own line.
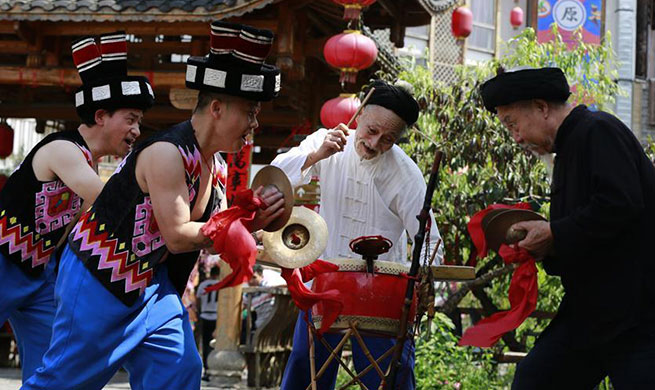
left=506, top=227, right=527, bottom=244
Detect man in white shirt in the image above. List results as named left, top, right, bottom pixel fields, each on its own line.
left=273, top=80, right=443, bottom=390
left=196, top=266, right=220, bottom=381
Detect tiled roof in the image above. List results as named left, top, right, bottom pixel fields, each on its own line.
left=418, top=0, right=459, bottom=14
left=0, top=0, right=274, bottom=22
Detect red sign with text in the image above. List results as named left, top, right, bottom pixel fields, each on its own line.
left=226, top=144, right=252, bottom=206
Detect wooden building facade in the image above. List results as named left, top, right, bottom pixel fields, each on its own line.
left=0, top=0, right=444, bottom=164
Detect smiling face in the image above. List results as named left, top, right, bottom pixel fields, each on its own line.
left=354, top=105, right=406, bottom=160
left=98, top=108, right=143, bottom=156
left=496, top=100, right=555, bottom=156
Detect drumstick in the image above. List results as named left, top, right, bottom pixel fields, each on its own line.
left=345, top=86, right=376, bottom=129
left=428, top=238, right=442, bottom=267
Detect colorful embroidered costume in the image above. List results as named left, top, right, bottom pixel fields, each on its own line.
left=0, top=130, right=92, bottom=382
left=22, top=122, right=226, bottom=390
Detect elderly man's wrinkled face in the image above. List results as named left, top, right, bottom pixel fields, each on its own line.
left=354, top=105, right=405, bottom=160
left=496, top=101, right=554, bottom=156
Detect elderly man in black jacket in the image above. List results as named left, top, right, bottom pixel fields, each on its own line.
left=481, top=67, right=655, bottom=389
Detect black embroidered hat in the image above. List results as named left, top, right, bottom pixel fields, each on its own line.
left=185, top=21, right=281, bottom=102
left=72, top=31, right=155, bottom=124
left=480, top=67, right=571, bottom=113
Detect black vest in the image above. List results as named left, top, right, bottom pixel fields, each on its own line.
left=0, top=130, right=93, bottom=277
left=68, top=121, right=226, bottom=306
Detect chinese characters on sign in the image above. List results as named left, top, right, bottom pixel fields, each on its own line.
left=537, top=0, right=603, bottom=48
left=226, top=143, right=252, bottom=206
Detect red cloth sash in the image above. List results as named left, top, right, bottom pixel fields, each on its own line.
left=280, top=260, right=343, bottom=335
left=200, top=190, right=343, bottom=334
left=201, top=189, right=261, bottom=292
left=458, top=203, right=539, bottom=347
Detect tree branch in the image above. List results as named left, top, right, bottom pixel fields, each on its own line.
left=438, top=263, right=518, bottom=315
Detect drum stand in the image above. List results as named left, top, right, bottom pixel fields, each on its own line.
left=306, top=236, right=404, bottom=390
left=304, top=235, right=476, bottom=390
left=305, top=320, right=401, bottom=390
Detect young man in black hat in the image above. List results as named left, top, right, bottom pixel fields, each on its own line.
left=21, top=21, right=284, bottom=390
left=0, top=31, right=153, bottom=383
left=273, top=80, right=443, bottom=390
left=480, top=66, right=655, bottom=389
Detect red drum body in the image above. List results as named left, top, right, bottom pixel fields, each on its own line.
left=311, top=258, right=417, bottom=335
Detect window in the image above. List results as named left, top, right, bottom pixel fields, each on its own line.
left=397, top=25, right=430, bottom=66
left=468, top=0, right=496, bottom=53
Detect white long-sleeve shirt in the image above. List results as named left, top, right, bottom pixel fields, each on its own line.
left=272, top=128, right=443, bottom=265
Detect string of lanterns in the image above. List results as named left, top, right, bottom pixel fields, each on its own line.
left=320, top=1, right=525, bottom=127
left=320, top=0, right=378, bottom=129
left=451, top=3, right=524, bottom=39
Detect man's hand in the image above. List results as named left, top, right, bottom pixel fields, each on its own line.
left=512, top=220, right=553, bottom=261
left=249, top=185, right=285, bottom=232
left=302, top=124, right=350, bottom=170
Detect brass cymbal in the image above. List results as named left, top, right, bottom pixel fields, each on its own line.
left=251, top=165, right=294, bottom=232
left=481, top=209, right=509, bottom=234
left=261, top=206, right=329, bottom=268
left=484, top=209, right=546, bottom=252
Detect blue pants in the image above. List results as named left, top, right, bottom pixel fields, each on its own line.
left=281, top=311, right=416, bottom=390
left=0, top=253, right=57, bottom=383
left=21, top=245, right=202, bottom=390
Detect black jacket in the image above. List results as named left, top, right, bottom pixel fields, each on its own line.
left=546, top=105, right=655, bottom=347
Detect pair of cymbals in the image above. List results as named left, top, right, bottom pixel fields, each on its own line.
left=252, top=166, right=328, bottom=268
left=481, top=209, right=546, bottom=252
left=262, top=206, right=328, bottom=268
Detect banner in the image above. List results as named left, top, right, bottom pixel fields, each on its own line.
left=226, top=143, right=252, bottom=206
left=537, top=0, right=603, bottom=48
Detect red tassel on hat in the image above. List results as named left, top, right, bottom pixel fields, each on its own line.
left=71, top=37, right=102, bottom=84
left=99, top=31, right=128, bottom=75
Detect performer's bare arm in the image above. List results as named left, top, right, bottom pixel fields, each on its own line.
left=32, top=140, right=104, bottom=204
left=136, top=142, right=285, bottom=254
left=136, top=142, right=216, bottom=253
left=301, top=124, right=350, bottom=170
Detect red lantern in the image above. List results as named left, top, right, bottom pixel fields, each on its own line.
left=451, top=6, right=473, bottom=39
left=323, top=30, right=378, bottom=84
left=0, top=122, right=14, bottom=159
left=0, top=174, right=7, bottom=191
left=510, top=7, right=524, bottom=29
left=332, top=0, right=377, bottom=20
left=320, top=94, right=361, bottom=129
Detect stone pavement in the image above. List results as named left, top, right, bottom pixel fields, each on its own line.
left=0, top=368, right=273, bottom=390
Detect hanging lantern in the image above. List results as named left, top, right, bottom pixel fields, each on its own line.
left=0, top=122, right=14, bottom=159
left=320, top=94, right=361, bottom=129
left=323, top=30, right=378, bottom=84
left=331, top=0, right=377, bottom=21
left=451, top=6, right=473, bottom=39
left=0, top=174, right=7, bottom=191
left=510, top=7, right=524, bottom=29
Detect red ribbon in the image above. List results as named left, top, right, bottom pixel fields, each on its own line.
left=280, top=260, right=343, bottom=335
left=201, top=189, right=262, bottom=292
left=458, top=203, right=538, bottom=348
left=200, top=189, right=343, bottom=334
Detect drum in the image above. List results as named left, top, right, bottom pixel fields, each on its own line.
left=311, top=258, right=417, bottom=336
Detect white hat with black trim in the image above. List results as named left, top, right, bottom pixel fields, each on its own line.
left=72, top=31, right=155, bottom=123
left=185, top=21, right=281, bottom=102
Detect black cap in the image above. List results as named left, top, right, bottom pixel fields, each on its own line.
left=480, top=67, right=570, bottom=113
